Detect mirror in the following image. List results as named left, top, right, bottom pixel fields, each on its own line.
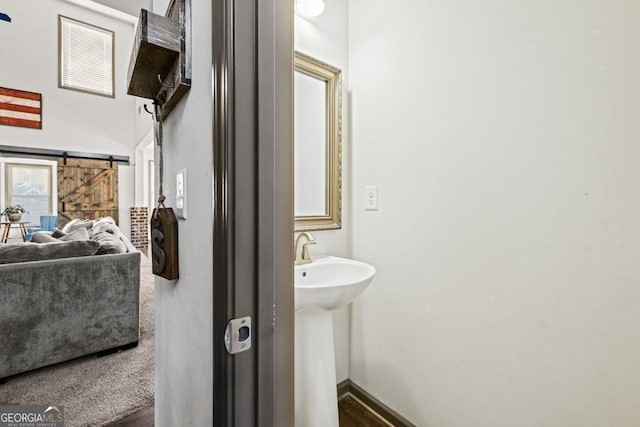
left=294, top=52, right=342, bottom=231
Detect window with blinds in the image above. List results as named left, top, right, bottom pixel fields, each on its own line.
left=58, top=15, right=114, bottom=97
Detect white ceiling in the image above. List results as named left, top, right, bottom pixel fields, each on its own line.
left=90, top=0, right=151, bottom=17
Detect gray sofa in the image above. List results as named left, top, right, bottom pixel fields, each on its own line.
left=0, top=219, right=140, bottom=380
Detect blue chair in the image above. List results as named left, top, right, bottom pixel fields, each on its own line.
left=25, top=215, right=58, bottom=241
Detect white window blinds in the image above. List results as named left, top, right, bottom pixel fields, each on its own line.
left=59, top=16, right=114, bottom=97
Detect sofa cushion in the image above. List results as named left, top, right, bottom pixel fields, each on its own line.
left=59, top=227, right=90, bottom=241
left=31, top=228, right=90, bottom=243
left=62, top=219, right=95, bottom=234
left=93, top=216, right=116, bottom=231
left=51, top=228, right=65, bottom=238
left=92, top=219, right=120, bottom=240
left=90, top=217, right=130, bottom=254
left=30, top=233, right=58, bottom=243
left=93, top=232, right=127, bottom=255
left=0, top=240, right=101, bottom=264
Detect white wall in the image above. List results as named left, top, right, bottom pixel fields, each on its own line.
left=134, top=130, right=154, bottom=207
left=152, top=0, right=213, bottom=426
left=92, top=0, right=151, bottom=17
left=295, top=0, right=351, bottom=382
left=349, top=1, right=640, bottom=425
left=142, top=140, right=155, bottom=210
left=0, top=0, right=149, bottom=237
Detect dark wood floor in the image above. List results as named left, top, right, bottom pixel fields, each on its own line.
left=107, top=397, right=390, bottom=426
left=107, top=406, right=154, bottom=427
left=338, top=395, right=390, bottom=427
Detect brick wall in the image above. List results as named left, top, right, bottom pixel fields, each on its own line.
left=130, top=207, right=149, bottom=249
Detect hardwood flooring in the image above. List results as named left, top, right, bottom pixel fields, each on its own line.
left=107, top=397, right=392, bottom=426
left=338, top=395, right=391, bottom=427
left=107, top=406, right=154, bottom=427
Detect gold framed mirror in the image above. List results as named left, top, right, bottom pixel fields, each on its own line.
left=294, top=52, right=342, bottom=231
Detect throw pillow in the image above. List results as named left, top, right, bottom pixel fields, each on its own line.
left=92, top=216, right=116, bottom=231
left=62, top=218, right=95, bottom=234
left=92, top=231, right=127, bottom=254
left=51, top=228, right=66, bottom=238
left=93, top=222, right=120, bottom=237
left=31, top=228, right=90, bottom=243
left=30, top=233, right=59, bottom=243
left=58, top=227, right=90, bottom=242
left=0, top=240, right=101, bottom=264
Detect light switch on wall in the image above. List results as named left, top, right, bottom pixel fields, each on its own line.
left=365, top=185, right=378, bottom=210
left=176, top=168, right=187, bottom=220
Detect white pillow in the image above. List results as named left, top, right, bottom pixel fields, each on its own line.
left=61, top=218, right=95, bottom=234
left=92, top=217, right=119, bottom=235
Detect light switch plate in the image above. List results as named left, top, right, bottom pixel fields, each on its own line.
left=176, top=168, right=186, bottom=220
left=365, top=185, right=378, bottom=210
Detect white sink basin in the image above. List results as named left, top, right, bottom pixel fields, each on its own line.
left=294, top=256, right=376, bottom=426
left=294, top=256, right=376, bottom=311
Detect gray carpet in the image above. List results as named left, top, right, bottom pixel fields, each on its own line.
left=0, top=253, right=155, bottom=427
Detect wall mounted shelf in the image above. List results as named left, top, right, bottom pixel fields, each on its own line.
left=127, top=0, right=191, bottom=118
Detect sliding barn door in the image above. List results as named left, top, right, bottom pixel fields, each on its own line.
left=57, top=159, right=118, bottom=228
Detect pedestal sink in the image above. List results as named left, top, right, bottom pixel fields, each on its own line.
left=295, top=256, right=376, bottom=427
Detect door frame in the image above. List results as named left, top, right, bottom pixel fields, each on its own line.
left=212, top=0, right=294, bottom=425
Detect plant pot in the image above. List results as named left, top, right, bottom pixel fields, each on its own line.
left=7, top=213, right=22, bottom=222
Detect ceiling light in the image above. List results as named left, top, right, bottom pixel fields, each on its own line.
left=295, top=0, right=325, bottom=18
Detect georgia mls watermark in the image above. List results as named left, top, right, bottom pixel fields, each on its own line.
left=0, top=405, right=64, bottom=427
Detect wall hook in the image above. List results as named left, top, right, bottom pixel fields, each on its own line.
left=157, top=73, right=175, bottom=89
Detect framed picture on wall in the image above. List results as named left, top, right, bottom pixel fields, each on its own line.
left=0, top=87, right=42, bottom=129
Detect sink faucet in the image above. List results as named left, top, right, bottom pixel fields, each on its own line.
left=294, top=232, right=316, bottom=265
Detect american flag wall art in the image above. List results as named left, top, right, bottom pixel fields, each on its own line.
left=0, top=87, right=42, bottom=129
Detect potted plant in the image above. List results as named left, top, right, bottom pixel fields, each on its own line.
left=2, top=205, right=27, bottom=222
